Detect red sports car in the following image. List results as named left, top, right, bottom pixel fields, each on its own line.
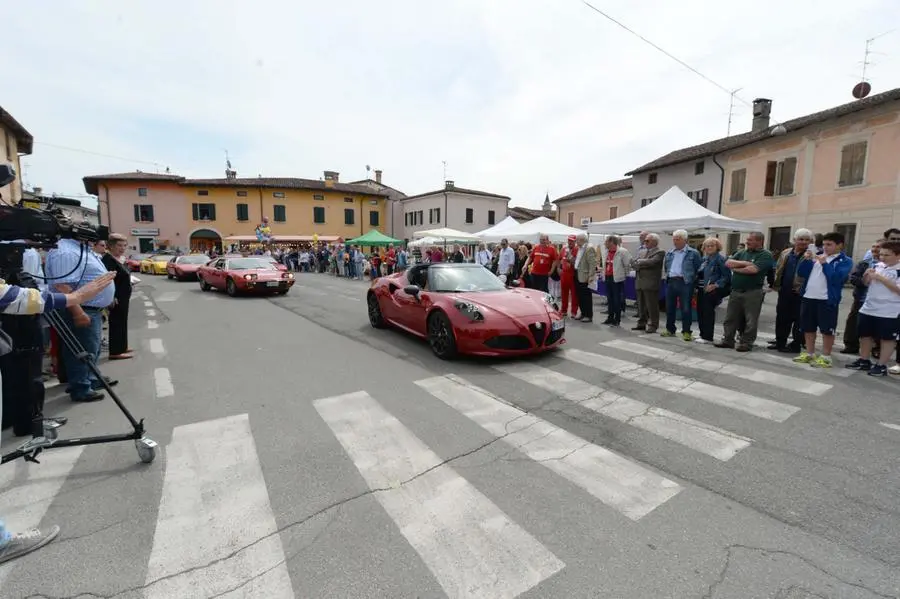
left=125, top=253, right=151, bottom=272
left=367, top=263, right=565, bottom=359
left=166, top=255, right=212, bottom=281
left=197, top=256, right=295, bottom=296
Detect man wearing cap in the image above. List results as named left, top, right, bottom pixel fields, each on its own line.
left=559, top=235, right=579, bottom=317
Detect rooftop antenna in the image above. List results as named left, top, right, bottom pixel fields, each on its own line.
left=442, top=160, right=448, bottom=182
left=726, top=88, right=742, bottom=136
left=854, top=30, right=895, bottom=99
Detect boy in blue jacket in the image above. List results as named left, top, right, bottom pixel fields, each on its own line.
left=793, top=232, right=853, bottom=368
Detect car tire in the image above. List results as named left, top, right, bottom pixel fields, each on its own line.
left=199, top=277, right=211, bottom=292
left=427, top=310, right=458, bottom=360
left=226, top=278, right=238, bottom=297
left=367, top=292, right=386, bottom=328
left=167, top=274, right=174, bottom=280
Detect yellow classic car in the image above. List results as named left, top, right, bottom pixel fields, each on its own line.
left=140, top=254, right=175, bottom=275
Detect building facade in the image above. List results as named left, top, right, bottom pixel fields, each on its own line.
left=553, top=178, right=633, bottom=228
left=399, top=181, right=510, bottom=240
left=721, top=89, right=900, bottom=257
left=84, top=170, right=389, bottom=253
left=0, top=107, right=33, bottom=204
left=349, top=169, right=407, bottom=239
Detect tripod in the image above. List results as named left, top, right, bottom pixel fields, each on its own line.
left=0, top=251, right=157, bottom=465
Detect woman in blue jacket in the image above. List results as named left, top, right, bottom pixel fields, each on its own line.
left=696, top=237, right=732, bottom=342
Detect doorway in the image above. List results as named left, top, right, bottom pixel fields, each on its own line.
left=768, top=226, right=791, bottom=253
left=138, top=238, right=154, bottom=253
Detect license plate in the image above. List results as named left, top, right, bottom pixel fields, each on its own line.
left=551, top=319, right=565, bottom=331
left=266, top=281, right=280, bottom=287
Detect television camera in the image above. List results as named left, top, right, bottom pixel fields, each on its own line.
left=0, top=163, right=157, bottom=466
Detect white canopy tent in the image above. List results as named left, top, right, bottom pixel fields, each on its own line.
left=474, top=215, right=520, bottom=239
left=587, top=185, right=762, bottom=235
left=408, top=236, right=443, bottom=248
left=480, top=216, right=585, bottom=243
left=412, top=227, right=482, bottom=243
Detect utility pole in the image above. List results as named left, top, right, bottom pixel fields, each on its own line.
left=727, top=88, right=742, bottom=136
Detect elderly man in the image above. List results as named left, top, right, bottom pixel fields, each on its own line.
left=521, top=233, right=559, bottom=293
left=574, top=233, right=598, bottom=322
left=715, top=231, right=775, bottom=352
left=662, top=230, right=702, bottom=341
left=769, top=228, right=814, bottom=352
left=631, top=232, right=664, bottom=333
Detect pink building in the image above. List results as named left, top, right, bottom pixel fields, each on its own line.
left=721, top=88, right=900, bottom=257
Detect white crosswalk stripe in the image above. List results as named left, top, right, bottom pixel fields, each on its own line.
left=315, top=391, right=565, bottom=598
left=416, top=375, right=682, bottom=520
left=156, top=292, right=182, bottom=302
left=560, top=348, right=800, bottom=422
left=492, top=363, right=752, bottom=461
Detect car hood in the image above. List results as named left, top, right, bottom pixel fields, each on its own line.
left=178, top=264, right=203, bottom=271
left=232, top=269, right=283, bottom=278
left=449, top=289, right=554, bottom=318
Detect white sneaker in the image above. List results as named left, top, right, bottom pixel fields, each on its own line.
left=889, top=364, right=900, bottom=375
left=0, top=526, right=60, bottom=564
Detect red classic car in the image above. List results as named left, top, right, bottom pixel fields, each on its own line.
left=367, top=263, right=565, bottom=359
left=197, top=256, right=295, bottom=296
left=166, top=254, right=212, bottom=280
left=125, top=253, right=151, bottom=272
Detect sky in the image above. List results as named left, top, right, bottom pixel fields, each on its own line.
left=6, top=0, right=899, bottom=210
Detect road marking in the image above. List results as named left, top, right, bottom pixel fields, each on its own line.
left=147, top=320, right=159, bottom=329
left=0, top=447, right=84, bottom=587
left=494, top=363, right=752, bottom=461
left=416, top=375, right=682, bottom=520
left=144, top=414, right=294, bottom=598
left=338, top=295, right=361, bottom=301
left=146, top=308, right=157, bottom=317
left=143, top=301, right=153, bottom=307
left=880, top=422, right=900, bottom=432
left=314, top=391, right=564, bottom=598
left=149, top=338, right=165, bottom=355
left=156, top=292, right=182, bottom=302
left=560, top=349, right=800, bottom=423
left=153, top=368, right=174, bottom=398
left=601, top=340, right=833, bottom=395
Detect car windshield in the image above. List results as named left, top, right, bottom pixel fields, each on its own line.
left=179, top=256, right=209, bottom=264
left=429, top=266, right=507, bottom=293
left=131, top=254, right=150, bottom=260
left=228, top=258, right=276, bottom=271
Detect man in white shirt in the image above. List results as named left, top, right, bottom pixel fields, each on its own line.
left=846, top=240, right=900, bottom=376
left=496, top=238, right=515, bottom=285
left=475, top=243, right=492, bottom=268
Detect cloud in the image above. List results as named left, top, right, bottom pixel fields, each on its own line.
left=7, top=0, right=898, bottom=210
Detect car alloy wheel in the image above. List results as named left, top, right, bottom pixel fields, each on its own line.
left=367, top=293, right=385, bottom=328
left=428, top=311, right=457, bottom=359
left=226, top=279, right=237, bottom=297
left=199, top=277, right=211, bottom=291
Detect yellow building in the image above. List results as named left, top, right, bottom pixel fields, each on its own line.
left=0, top=106, right=33, bottom=204
left=83, top=170, right=390, bottom=252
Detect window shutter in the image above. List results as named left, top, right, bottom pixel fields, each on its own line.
left=147, top=205, right=154, bottom=221
left=192, top=203, right=199, bottom=220
left=134, top=204, right=140, bottom=221
left=764, top=162, right=777, bottom=196
left=839, top=144, right=854, bottom=185
left=780, top=158, right=797, bottom=195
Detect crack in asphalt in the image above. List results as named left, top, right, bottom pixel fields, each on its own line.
left=700, top=543, right=899, bottom=599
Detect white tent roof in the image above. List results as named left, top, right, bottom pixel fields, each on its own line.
left=412, top=227, right=482, bottom=242
left=475, top=215, right=519, bottom=238
left=587, top=185, right=762, bottom=235
left=483, top=216, right=585, bottom=243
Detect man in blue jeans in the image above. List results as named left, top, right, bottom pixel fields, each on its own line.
left=45, top=236, right=116, bottom=402
left=662, top=229, right=702, bottom=342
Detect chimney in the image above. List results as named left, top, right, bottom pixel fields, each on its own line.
left=323, top=170, right=340, bottom=182
left=445, top=180, right=455, bottom=190
left=752, top=98, right=772, bottom=133
left=33, top=186, right=43, bottom=195
left=374, top=169, right=382, bottom=184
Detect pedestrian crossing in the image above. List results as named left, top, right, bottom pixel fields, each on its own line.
left=2, top=330, right=853, bottom=597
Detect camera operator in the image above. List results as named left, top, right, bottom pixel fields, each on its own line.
left=45, top=235, right=117, bottom=402
left=0, top=271, right=115, bottom=564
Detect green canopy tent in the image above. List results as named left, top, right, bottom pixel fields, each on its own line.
left=346, top=230, right=403, bottom=246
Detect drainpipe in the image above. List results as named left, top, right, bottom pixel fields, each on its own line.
left=712, top=154, right=726, bottom=215
left=102, top=183, right=112, bottom=227
left=257, top=187, right=264, bottom=221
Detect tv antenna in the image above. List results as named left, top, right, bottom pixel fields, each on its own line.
left=442, top=160, right=448, bottom=182
left=854, top=30, right=895, bottom=98
left=726, top=88, right=743, bottom=136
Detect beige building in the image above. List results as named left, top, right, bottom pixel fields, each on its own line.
left=399, top=181, right=510, bottom=240
left=553, top=178, right=633, bottom=228
left=0, top=107, right=33, bottom=203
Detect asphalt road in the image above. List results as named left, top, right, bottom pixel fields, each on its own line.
left=1, top=272, right=899, bottom=598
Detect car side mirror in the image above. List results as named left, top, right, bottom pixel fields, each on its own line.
left=403, top=285, right=421, bottom=297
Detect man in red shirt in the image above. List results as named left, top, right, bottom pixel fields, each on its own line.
left=559, top=235, right=579, bottom=317
left=384, top=244, right=396, bottom=275
left=522, top=234, right=559, bottom=292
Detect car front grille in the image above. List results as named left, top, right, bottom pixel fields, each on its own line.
left=545, top=328, right=564, bottom=346
left=529, top=322, right=547, bottom=346
left=485, top=335, right=532, bottom=350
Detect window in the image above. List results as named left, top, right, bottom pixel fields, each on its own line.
left=137, top=188, right=148, bottom=197
left=313, top=194, right=324, bottom=201
left=648, top=172, right=658, bottom=184
left=834, top=223, right=857, bottom=257
left=488, top=210, right=496, bottom=225
left=609, top=206, right=618, bottom=219
left=236, top=190, right=248, bottom=197
left=694, top=161, right=705, bottom=175
left=273, top=205, right=286, bottom=222
left=764, top=157, right=797, bottom=196
left=197, top=190, right=209, bottom=196
left=465, top=208, right=474, bottom=224
left=344, top=208, right=355, bottom=225
left=839, top=141, right=867, bottom=187
left=640, top=197, right=657, bottom=207
left=313, top=206, right=325, bottom=224
left=192, top=203, right=216, bottom=221
left=428, top=207, right=442, bottom=224
left=687, top=188, right=709, bottom=208
left=729, top=168, right=747, bottom=202
left=133, top=204, right=154, bottom=222
left=273, top=192, right=285, bottom=198
left=344, top=197, right=354, bottom=203
left=236, top=203, right=249, bottom=221
left=417, top=210, right=423, bottom=225
left=567, top=212, right=574, bottom=226
left=370, top=211, right=380, bottom=226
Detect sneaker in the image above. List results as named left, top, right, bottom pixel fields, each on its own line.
left=846, top=358, right=872, bottom=371
left=793, top=352, right=815, bottom=364
left=868, top=364, right=888, bottom=377
left=660, top=331, right=675, bottom=338
left=811, top=355, right=833, bottom=368
left=681, top=332, right=693, bottom=342
left=0, top=526, right=60, bottom=565
left=889, top=364, right=900, bottom=375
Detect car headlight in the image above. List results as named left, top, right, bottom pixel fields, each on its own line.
left=243, top=274, right=257, bottom=281
left=454, top=300, right=484, bottom=321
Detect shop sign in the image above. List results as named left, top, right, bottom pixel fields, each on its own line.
left=131, top=228, right=160, bottom=236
